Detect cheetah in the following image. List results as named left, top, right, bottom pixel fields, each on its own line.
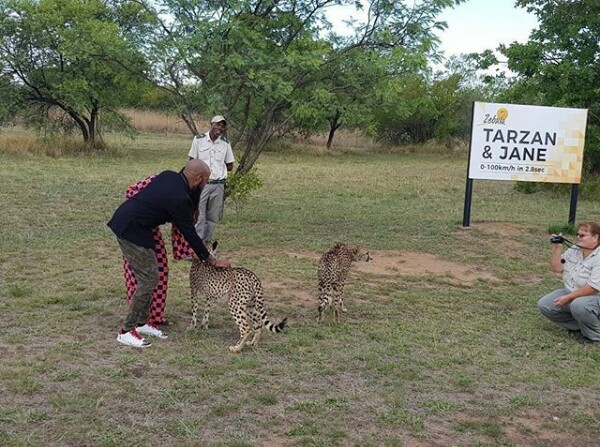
left=317, top=242, right=371, bottom=323
left=188, top=241, right=287, bottom=352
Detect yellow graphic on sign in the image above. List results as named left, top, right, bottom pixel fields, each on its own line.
left=497, top=108, right=508, bottom=121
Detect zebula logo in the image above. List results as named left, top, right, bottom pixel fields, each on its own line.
left=482, top=107, right=508, bottom=125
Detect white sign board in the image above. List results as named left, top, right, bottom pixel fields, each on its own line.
left=468, top=102, right=588, bottom=184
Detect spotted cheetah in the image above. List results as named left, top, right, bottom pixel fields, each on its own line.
left=317, top=242, right=371, bottom=323
left=189, top=242, right=287, bottom=352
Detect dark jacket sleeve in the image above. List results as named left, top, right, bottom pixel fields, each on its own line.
left=170, top=198, right=210, bottom=260
left=190, top=187, right=201, bottom=208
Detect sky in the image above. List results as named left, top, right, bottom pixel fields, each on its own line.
left=436, top=0, right=539, bottom=57
left=327, top=0, right=539, bottom=58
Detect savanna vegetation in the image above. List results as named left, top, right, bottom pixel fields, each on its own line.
left=1, top=0, right=600, bottom=445
left=0, top=0, right=598, bottom=172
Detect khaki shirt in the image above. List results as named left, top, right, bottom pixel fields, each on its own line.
left=562, top=246, right=600, bottom=293
left=188, top=133, right=235, bottom=180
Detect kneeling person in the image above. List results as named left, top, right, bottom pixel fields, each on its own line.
left=538, top=222, right=600, bottom=343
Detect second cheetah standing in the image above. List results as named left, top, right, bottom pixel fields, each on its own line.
left=317, top=242, right=371, bottom=323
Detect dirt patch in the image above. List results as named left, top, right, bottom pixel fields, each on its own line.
left=262, top=279, right=315, bottom=308
left=287, top=249, right=497, bottom=285
left=356, top=250, right=496, bottom=284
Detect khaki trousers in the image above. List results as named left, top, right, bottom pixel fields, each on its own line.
left=195, top=183, right=225, bottom=240
left=117, top=237, right=159, bottom=332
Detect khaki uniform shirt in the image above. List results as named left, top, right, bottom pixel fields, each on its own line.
left=188, top=133, right=235, bottom=180
left=562, top=246, right=600, bottom=293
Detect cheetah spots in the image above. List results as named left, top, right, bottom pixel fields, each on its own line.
left=189, top=259, right=287, bottom=353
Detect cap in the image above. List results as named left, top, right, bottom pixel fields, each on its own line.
left=210, top=115, right=227, bottom=124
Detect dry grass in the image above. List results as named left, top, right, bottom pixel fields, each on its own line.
left=120, top=109, right=208, bottom=135
left=123, top=109, right=389, bottom=151
left=1, top=110, right=469, bottom=156
left=0, top=127, right=38, bottom=155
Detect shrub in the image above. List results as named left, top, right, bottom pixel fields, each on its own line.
left=513, top=181, right=540, bottom=194
left=225, top=170, right=263, bottom=212
left=548, top=223, right=576, bottom=236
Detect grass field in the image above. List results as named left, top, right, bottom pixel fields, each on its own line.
left=2, top=128, right=600, bottom=447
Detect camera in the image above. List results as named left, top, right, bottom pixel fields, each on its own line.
left=550, top=235, right=565, bottom=244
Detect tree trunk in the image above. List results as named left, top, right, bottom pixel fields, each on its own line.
left=236, top=103, right=287, bottom=173
left=64, top=102, right=104, bottom=149
left=237, top=129, right=271, bottom=174
left=88, top=104, right=98, bottom=147
left=326, top=110, right=343, bottom=149
left=180, top=111, right=199, bottom=135
left=65, top=108, right=90, bottom=143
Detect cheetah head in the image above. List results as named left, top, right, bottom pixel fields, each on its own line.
left=206, top=240, right=219, bottom=257
left=353, top=246, right=371, bottom=262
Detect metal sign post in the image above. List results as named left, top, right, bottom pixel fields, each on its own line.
left=569, top=184, right=579, bottom=225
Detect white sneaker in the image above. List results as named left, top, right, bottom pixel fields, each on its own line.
left=117, top=329, right=151, bottom=348
left=136, top=323, right=168, bottom=340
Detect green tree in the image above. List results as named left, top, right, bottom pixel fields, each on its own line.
left=290, top=48, right=385, bottom=149
left=0, top=0, right=148, bottom=148
left=429, top=54, right=505, bottom=141
left=499, top=0, right=600, bottom=172
left=372, top=74, right=431, bottom=144
left=371, top=60, right=496, bottom=145
left=138, top=0, right=464, bottom=170
left=0, top=73, right=21, bottom=124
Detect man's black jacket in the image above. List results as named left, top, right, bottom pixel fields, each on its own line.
left=108, top=170, right=209, bottom=260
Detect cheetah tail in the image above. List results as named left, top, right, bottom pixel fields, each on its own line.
left=265, top=316, right=287, bottom=333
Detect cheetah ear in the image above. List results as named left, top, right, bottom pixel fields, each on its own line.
left=212, top=240, right=219, bottom=252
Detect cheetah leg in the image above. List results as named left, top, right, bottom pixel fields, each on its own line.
left=229, top=327, right=252, bottom=353
left=248, top=329, right=262, bottom=347
left=340, top=300, right=348, bottom=313
left=200, top=296, right=212, bottom=329
left=228, top=298, right=252, bottom=353
left=339, top=284, right=348, bottom=313
left=317, top=284, right=331, bottom=323
left=332, top=285, right=342, bottom=323
left=247, top=306, right=262, bottom=347
left=188, top=286, right=199, bottom=330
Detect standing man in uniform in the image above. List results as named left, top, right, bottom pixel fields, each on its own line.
left=188, top=115, right=235, bottom=242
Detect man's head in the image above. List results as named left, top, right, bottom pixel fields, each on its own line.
left=209, top=115, right=227, bottom=141
left=183, top=159, right=211, bottom=190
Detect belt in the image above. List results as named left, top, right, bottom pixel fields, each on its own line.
left=207, top=179, right=226, bottom=184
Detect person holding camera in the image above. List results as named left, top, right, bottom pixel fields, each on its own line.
left=538, top=222, right=600, bottom=343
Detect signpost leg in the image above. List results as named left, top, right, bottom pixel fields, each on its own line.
left=461, top=101, right=476, bottom=229
left=569, top=184, right=579, bottom=225
left=462, top=178, right=473, bottom=228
